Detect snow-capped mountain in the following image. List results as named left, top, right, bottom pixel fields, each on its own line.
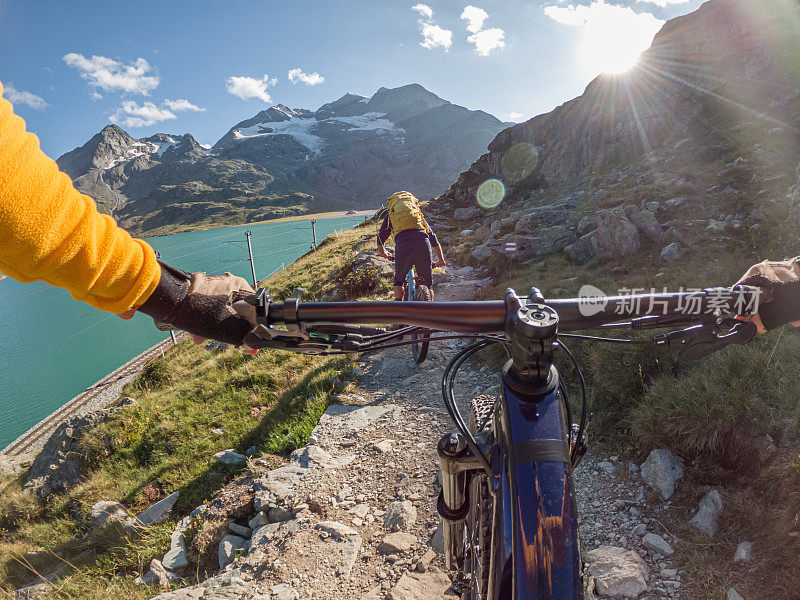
left=56, top=84, right=509, bottom=235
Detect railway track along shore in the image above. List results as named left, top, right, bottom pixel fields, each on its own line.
left=1, top=333, right=185, bottom=459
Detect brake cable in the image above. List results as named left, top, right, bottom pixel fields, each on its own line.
left=556, top=338, right=588, bottom=465
left=558, top=333, right=653, bottom=344
left=442, top=340, right=509, bottom=477
left=319, top=333, right=506, bottom=355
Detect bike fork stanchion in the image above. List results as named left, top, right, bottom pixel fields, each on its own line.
left=437, top=433, right=469, bottom=571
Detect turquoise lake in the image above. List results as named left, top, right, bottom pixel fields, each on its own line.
left=0, top=214, right=367, bottom=448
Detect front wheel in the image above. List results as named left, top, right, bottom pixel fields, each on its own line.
left=462, top=394, right=495, bottom=600
left=411, top=284, right=431, bottom=364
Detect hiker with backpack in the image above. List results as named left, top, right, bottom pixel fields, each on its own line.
left=376, top=191, right=447, bottom=300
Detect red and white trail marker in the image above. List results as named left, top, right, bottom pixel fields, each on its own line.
left=505, top=242, right=517, bottom=253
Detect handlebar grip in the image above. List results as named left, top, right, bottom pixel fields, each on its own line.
left=756, top=280, right=800, bottom=330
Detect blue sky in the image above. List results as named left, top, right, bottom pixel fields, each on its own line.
left=1, top=0, right=705, bottom=158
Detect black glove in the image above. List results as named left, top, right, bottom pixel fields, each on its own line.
left=735, top=257, right=800, bottom=332
left=740, top=275, right=800, bottom=330
left=138, top=262, right=257, bottom=346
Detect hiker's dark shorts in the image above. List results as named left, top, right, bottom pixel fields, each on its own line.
left=394, top=230, right=433, bottom=287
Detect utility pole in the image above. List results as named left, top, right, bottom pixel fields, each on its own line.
left=244, top=230, right=257, bottom=287
left=169, top=331, right=177, bottom=345
left=310, top=219, right=318, bottom=250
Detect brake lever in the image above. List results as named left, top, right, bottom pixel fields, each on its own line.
left=654, top=320, right=757, bottom=361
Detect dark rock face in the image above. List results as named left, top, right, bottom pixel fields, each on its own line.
left=56, top=84, right=509, bottom=235
left=432, top=0, right=800, bottom=262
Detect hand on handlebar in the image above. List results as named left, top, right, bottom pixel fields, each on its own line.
left=138, top=263, right=259, bottom=354
left=734, top=257, right=800, bottom=333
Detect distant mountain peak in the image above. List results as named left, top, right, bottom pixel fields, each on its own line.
left=58, top=83, right=509, bottom=233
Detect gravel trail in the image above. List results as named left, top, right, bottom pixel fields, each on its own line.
left=145, top=267, right=683, bottom=600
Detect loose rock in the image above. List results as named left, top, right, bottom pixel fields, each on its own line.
left=640, top=449, right=684, bottom=500
left=218, top=534, right=247, bottom=569
left=384, top=500, right=417, bottom=531
left=136, top=491, right=180, bottom=526
left=642, top=533, right=674, bottom=556
left=213, top=449, right=246, bottom=465
left=733, top=541, right=753, bottom=563
left=585, top=546, right=649, bottom=598
left=688, top=489, right=723, bottom=537
left=379, top=532, right=417, bottom=554
left=387, top=568, right=452, bottom=600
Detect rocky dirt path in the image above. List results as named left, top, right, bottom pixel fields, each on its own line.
left=145, top=266, right=688, bottom=600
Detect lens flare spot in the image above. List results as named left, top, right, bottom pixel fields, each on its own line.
left=476, top=179, right=505, bottom=208
left=501, top=143, right=539, bottom=182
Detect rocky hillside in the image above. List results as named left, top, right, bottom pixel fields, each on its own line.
left=431, top=0, right=800, bottom=266
left=56, top=84, right=509, bottom=236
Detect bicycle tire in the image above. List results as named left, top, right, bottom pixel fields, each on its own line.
left=463, top=394, right=495, bottom=600
left=411, top=284, right=431, bottom=364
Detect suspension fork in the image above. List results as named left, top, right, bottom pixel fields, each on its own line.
left=436, top=432, right=490, bottom=572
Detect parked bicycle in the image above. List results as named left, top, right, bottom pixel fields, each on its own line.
left=239, top=285, right=759, bottom=599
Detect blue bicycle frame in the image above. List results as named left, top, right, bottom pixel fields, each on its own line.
left=489, top=377, right=582, bottom=599
left=437, top=293, right=583, bottom=600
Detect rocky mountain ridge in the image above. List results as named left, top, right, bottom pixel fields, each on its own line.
left=56, top=84, right=510, bottom=236
left=431, top=0, right=800, bottom=267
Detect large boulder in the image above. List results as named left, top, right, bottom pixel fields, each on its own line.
left=660, top=242, right=681, bottom=261
left=454, top=206, right=481, bottom=220
left=565, top=232, right=598, bottom=264
left=351, top=250, right=393, bottom=278
left=595, top=207, right=641, bottom=257
left=629, top=209, right=665, bottom=244
left=25, top=406, right=120, bottom=500
left=585, top=546, right=648, bottom=598
left=470, top=244, right=494, bottom=262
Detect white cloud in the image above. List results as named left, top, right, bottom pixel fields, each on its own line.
left=225, top=75, right=277, bottom=102
left=109, top=101, right=176, bottom=128
left=163, top=98, right=206, bottom=112
left=63, top=53, right=159, bottom=95
left=460, top=6, right=488, bottom=33
left=506, top=112, right=527, bottom=121
left=90, top=91, right=103, bottom=101
left=411, top=3, right=433, bottom=20
left=288, top=68, right=325, bottom=86
left=412, top=4, right=453, bottom=51
left=420, top=23, right=454, bottom=50
left=2, top=83, right=48, bottom=110
left=637, top=0, right=688, bottom=5
left=467, top=27, right=505, bottom=56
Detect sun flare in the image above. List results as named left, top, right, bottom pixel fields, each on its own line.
left=579, top=5, right=664, bottom=75
left=582, top=31, right=647, bottom=74
left=545, top=0, right=664, bottom=76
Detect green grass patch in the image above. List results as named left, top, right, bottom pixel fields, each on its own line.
left=0, top=215, right=383, bottom=596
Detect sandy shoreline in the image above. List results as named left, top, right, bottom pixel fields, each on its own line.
left=144, top=209, right=376, bottom=239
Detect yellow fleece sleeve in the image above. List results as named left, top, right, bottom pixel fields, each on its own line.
left=0, top=82, right=160, bottom=315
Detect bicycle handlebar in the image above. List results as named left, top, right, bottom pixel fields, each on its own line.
left=259, top=287, right=760, bottom=334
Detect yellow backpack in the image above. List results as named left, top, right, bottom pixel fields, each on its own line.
left=387, top=191, right=427, bottom=233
